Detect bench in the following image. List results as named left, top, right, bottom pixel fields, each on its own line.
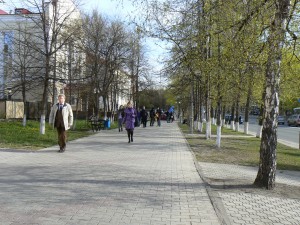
left=89, top=119, right=105, bottom=132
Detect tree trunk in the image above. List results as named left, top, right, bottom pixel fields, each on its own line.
left=230, top=104, right=235, bottom=130
left=254, top=0, right=290, bottom=190
left=256, top=103, right=264, bottom=138
left=244, top=71, right=254, bottom=134
left=189, top=84, right=194, bottom=134
left=40, top=55, right=50, bottom=135
left=216, top=97, right=222, bottom=148
left=199, top=88, right=204, bottom=133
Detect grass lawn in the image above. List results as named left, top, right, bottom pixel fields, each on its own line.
left=179, top=123, right=300, bottom=171
left=0, top=119, right=117, bottom=150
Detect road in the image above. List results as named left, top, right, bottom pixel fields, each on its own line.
left=240, top=115, right=300, bottom=149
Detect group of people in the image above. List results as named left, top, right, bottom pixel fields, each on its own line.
left=49, top=95, right=169, bottom=152
left=117, top=103, right=164, bottom=143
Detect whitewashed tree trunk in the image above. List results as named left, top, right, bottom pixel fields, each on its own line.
left=23, top=114, right=27, bottom=127
left=230, top=121, right=235, bottom=130
left=235, top=122, right=239, bottom=132
left=199, top=122, right=203, bottom=132
left=244, top=121, right=249, bottom=134
left=206, top=120, right=211, bottom=139
left=216, top=125, right=221, bottom=148
left=222, top=119, right=225, bottom=127
left=40, top=114, right=46, bottom=134
left=194, top=120, right=198, bottom=131
left=256, top=125, right=262, bottom=138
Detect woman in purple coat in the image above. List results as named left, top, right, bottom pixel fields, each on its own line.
left=122, top=101, right=136, bottom=143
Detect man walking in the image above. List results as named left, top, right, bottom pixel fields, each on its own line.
left=140, top=106, right=148, bottom=128
left=49, top=94, right=73, bottom=153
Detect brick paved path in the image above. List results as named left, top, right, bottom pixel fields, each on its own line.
left=199, top=162, right=300, bottom=225
left=0, top=122, right=220, bottom=225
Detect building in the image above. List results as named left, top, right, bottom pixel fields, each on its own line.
left=0, top=0, right=84, bottom=118
left=0, top=0, right=132, bottom=120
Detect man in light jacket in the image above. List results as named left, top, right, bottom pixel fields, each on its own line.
left=49, top=94, right=73, bottom=153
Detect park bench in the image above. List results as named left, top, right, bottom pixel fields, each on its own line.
left=89, top=118, right=105, bottom=132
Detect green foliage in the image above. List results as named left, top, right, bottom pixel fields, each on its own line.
left=139, top=88, right=167, bottom=109
left=280, top=51, right=300, bottom=111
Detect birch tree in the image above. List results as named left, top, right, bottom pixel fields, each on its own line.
left=254, top=0, right=290, bottom=189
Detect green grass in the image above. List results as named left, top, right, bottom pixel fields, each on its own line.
left=0, top=119, right=118, bottom=150
left=179, top=123, right=300, bottom=171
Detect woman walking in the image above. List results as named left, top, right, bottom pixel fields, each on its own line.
left=123, top=101, right=136, bottom=143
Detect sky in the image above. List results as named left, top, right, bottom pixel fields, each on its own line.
left=80, top=0, right=168, bottom=85
left=1, top=0, right=168, bottom=85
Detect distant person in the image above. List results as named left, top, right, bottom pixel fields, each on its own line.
left=136, top=108, right=141, bottom=127
left=156, top=107, right=162, bottom=127
left=49, top=94, right=73, bottom=153
left=123, top=101, right=136, bottom=143
left=140, top=106, right=148, bottom=128
left=117, top=105, right=124, bottom=132
left=166, top=111, right=170, bottom=123
left=150, top=108, right=155, bottom=126
left=168, top=106, right=175, bottom=122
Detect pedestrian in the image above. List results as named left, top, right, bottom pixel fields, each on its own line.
left=117, top=105, right=124, bottom=132
left=140, top=106, right=148, bottom=128
left=49, top=94, right=73, bottom=153
left=123, top=101, right=136, bottom=143
left=136, top=108, right=141, bottom=127
left=156, top=107, right=162, bottom=127
left=150, top=107, right=155, bottom=126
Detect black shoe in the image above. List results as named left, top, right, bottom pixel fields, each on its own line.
left=131, top=138, right=133, bottom=142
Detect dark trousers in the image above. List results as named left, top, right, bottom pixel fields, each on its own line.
left=57, top=125, right=66, bottom=149
left=150, top=117, right=155, bottom=126
left=141, top=118, right=147, bottom=127
left=127, top=129, right=133, bottom=143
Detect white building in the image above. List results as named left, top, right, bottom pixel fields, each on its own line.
left=0, top=0, right=83, bottom=104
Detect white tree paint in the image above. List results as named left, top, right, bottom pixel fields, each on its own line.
left=230, top=121, right=235, bottom=130
left=216, top=125, right=221, bottom=148
left=235, top=122, right=239, bottom=132
left=199, top=122, right=203, bottom=132
left=256, top=125, right=262, bottom=138
left=23, top=114, right=27, bottom=127
left=206, top=120, right=211, bottom=139
left=40, top=115, right=45, bottom=135
left=244, top=121, right=249, bottom=134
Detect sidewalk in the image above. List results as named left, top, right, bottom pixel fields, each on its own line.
left=0, top=122, right=220, bottom=225
left=1, top=122, right=300, bottom=225
left=198, top=162, right=300, bottom=225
